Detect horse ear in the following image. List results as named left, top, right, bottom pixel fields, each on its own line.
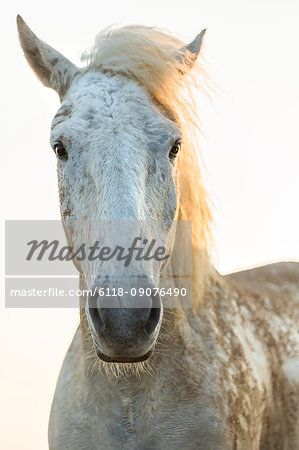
left=17, top=15, right=78, bottom=98
left=177, top=29, right=206, bottom=73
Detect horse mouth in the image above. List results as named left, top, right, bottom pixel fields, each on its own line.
left=96, top=348, right=153, bottom=363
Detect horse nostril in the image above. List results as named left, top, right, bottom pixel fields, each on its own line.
left=87, top=292, right=105, bottom=334
left=145, top=305, right=161, bottom=334
left=144, top=289, right=161, bottom=333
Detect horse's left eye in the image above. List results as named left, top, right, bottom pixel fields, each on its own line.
left=54, top=142, right=68, bottom=161
left=169, top=139, right=182, bottom=160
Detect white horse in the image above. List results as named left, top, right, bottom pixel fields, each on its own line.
left=17, top=16, right=299, bottom=449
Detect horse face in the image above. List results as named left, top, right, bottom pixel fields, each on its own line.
left=17, top=16, right=204, bottom=363
left=50, top=71, right=181, bottom=361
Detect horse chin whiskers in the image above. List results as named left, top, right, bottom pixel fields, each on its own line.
left=102, top=357, right=156, bottom=379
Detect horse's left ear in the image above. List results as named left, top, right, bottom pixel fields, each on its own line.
left=177, top=29, right=206, bottom=72
left=17, top=15, right=78, bottom=98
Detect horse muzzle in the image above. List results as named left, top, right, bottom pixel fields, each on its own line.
left=86, top=278, right=162, bottom=363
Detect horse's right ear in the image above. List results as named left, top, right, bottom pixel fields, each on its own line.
left=17, top=15, right=78, bottom=98
left=176, top=29, right=206, bottom=74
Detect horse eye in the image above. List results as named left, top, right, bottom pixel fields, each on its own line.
left=169, top=139, right=182, bottom=160
left=54, top=142, right=68, bottom=160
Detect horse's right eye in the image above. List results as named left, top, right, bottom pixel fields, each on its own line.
left=169, top=139, right=182, bottom=160
left=54, top=142, right=68, bottom=161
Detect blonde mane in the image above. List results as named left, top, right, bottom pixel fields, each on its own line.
left=82, top=25, right=212, bottom=250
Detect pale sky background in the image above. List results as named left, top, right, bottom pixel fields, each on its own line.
left=1, top=0, right=299, bottom=448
